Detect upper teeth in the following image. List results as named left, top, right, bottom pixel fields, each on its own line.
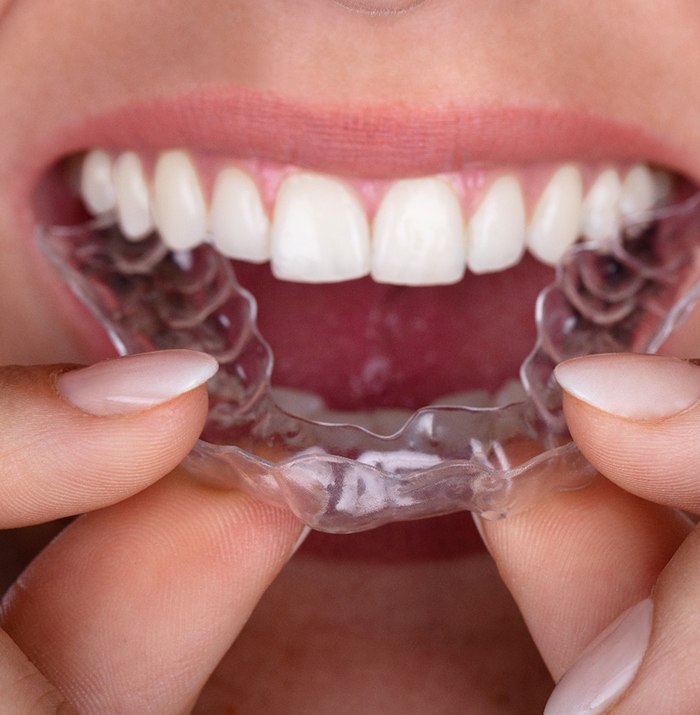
left=271, top=172, right=371, bottom=283
left=466, top=175, right=526, bottom=273
left=372, top=177, right=465, bottom=284
left=210, top=167, right=271, bottom=263
left=78, top=149, right=671, bottom=286
left=526, top=164, right=583, bottom=265
left=112, top=151, right=154, bottom=240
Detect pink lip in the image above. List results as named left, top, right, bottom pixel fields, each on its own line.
left=20, top=86, right=695, bottom=197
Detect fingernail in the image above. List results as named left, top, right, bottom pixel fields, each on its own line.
left=471, top=512, right=487, bottom=541
left=57, top=350, right=219, bottom=416
left=544, top=598, right=653, bottom=715
left=471, top=512, right=492, bottom=555
left=554, top=353, right=700, bottom=420
left=291, top=525, right=312, bottom=556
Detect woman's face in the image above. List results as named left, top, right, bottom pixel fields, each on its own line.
left=2, top=1, right=700, bottom=710
left=3, top=0, right=700, bottom=365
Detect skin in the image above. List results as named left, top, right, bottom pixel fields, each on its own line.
left=2, top=1, right=700, bottom=712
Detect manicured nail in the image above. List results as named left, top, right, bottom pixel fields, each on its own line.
left=471, top=512, right=492, bottom=554
left=57, top=350, right=219, bottom=416
left=291, top=525, right=312, bottom=556
left=554, top=353, right=700, bottom=420
left=544, top=598, right=653, bottom=715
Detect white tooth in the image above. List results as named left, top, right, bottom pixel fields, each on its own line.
left=580, top=168, right=622, bottom=242
left=466, top=175, right=526, bottom=274
left=210, top=167, right=271, bottom=262
left=113, top=151, right=154, bottom=240
left=620, top=163, right=657, bottom=220
left=431, top=389, right=493, bottom=408
left=271, top=386, right=326, bottom=418
left=80, top=149, right=116, bottom=214
left=494, top=378, right=527, bottom=406
left=371, top=177, right=465, bottom=286
left=153, top=150, right=208, bottom=251
left=271, top=173, right=370, bottom=283
left=526, top=164, right=583, bottom=266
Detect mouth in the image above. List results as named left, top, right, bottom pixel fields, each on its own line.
left=28, top=97, right=700, bottom=534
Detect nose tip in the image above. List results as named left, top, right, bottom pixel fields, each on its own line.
left=331, top=0, right=429, bottom=16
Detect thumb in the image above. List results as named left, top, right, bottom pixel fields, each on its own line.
left=555, top=352, right=700, bottom=511
left=0, top=349, right=217, bottom=527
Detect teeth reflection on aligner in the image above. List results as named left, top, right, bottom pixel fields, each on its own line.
left=210, top=167, right=271, bottom=262
left=271, top=173, right=370, bottom=282
left=526, top=164, right=583, bottom=266
left=431, top=379, right=527, bottom=409
left=153, top=150, right=208, bottom=251
left=113, top=151, right=154, bottom=241
left=270, top=385, right=413, bottom=435
left=270, top=386, right=326, bottom=418
left=466, top=175, right=526, bottom=273
left=371, top=177, right=465, bottom=285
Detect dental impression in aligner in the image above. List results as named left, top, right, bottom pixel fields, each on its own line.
left=38, top=189, right=700, bottom=532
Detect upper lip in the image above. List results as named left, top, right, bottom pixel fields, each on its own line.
left=15, top=85, right=699, bottom=221
left=31, top=87, right=698, bottom=172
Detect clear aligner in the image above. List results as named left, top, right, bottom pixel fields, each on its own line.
left=37, top=194, right=700, bottom=532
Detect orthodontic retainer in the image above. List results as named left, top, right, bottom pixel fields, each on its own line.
left=38, top=192, right=700, bottom=532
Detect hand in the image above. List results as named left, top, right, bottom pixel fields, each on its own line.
left=476, top=352, right=700, bottom=715
left=0, top=350, right=304, bottom=713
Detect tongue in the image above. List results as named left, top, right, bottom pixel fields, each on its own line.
left=232, top=257, right=555, bottom=410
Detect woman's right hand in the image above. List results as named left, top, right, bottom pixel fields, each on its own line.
left=0, top=350, right=304, bottom=713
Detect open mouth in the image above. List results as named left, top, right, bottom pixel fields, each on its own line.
left=35, top=149, right=700, bottom=533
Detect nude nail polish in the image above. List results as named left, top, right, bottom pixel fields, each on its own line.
left=544, top=598, right=653, bottom=715
left=554, top=353, right=700, bottom=420
left=57, top=350, right=218, bottom=416
left=291, top=526, right=312, bottom=555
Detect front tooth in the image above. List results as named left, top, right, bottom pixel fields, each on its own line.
left=113, top=151, right=154, bottom=240
left=153, top=150, right=208, bottom=251
left=210, top=167, right=271, bottom=262
left=80, top=149, right=116, bottom=214
left=526, top=164, right=583, bottom=266
left=580, top=168, right=622, bottom=242
left=371, top=178, right=465, bottom=286
left=466, top=175, right=526, bottom=274
left=620, top=163, right=657, bottom=221
left=271, top=173, right=370, bottom=283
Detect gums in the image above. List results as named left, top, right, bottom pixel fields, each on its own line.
left=37, top=191, right=700, bottom=533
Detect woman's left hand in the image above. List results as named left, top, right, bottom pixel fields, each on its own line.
left=476, top=352, right=700, bottom=715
